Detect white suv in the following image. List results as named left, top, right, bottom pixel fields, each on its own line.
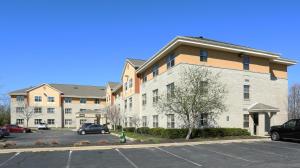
left=37, top=123, right=49, bottom=130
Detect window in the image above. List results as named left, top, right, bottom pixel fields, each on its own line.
left=142, top=94, right=147, bottom=106
left=200, top=81, right=208, bottom=94
left=47, top=108, right=55, bottom=113
left=125, top=82, right=128, bottom=91
left=34, top=107, right=42, bottom=113
left=167, top=54, right=175, bottom=69
left=95, top=99, right=100, bottom=104
left=124, top=100, right=127, bottom=109
left=142, top=74, right=147, bottom=83
left=226, top=116, right=230, bottom=121
left=129, top=97, right=133, bottom=109
left=34, top=96, right=42, bottom=102
left=199, top=113, right=208, bottom=126
left=142, top=116, right=147, bottom=127
left=48, top=97, right=54, bottom=102
left=124, top=117, right=128, bottom=127
left=47, top=119, right=55, bottom=125
left=80, top=98, right=87, bottom=104
left=80, top=119, right=87, bottom=125
left=129, top=79, right=133, bottom=88
left=243, top=55, right=250, bottom=70
left=167, top=83, right=175, bottom=99
left=65, top=119, right=72, bottom=125
left=34, top=119, right=42, bottom=125
left=16, top=119, right=24, bottom=125
left=64, top=97, right=72, bottom=103
left=80, top=109, right=87, bottom=112
left=153, top=89, right=159, bottom=104
left=167, top=114, right=175, bottom=128
left=129, top=117, right=133, bottom=127
left=16, top=107, right=24, bottom=113
left=16, top=96, right=24, bottom=102
left=65, top=108, right=72, bottom=114
left=200, top=50, right=208, bottom=62
left=153, top=115, right=158, bottom=128
left=244, top=85, right=250, bottom=100
left=243, top=114, right=249, bottom=128
left=152, top=64, right=159, bottom=77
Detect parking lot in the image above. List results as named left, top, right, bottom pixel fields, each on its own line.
left=2, top=130, right=120, bottom=147
left=1, top=141, right=300, bottom=168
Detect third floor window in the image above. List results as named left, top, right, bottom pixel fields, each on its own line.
left=80, top=98, right=87, bottom=104
left=152, top=64, right=159, bottom=78
left=243, top=55, right=250, bottom=70
left=200, top=50, right=208, bottom=62
left=16, top=96, right=24, bottom=102
left=64, top=97, right=72, bottom=103
left=167, top=54, right=175, bottom=69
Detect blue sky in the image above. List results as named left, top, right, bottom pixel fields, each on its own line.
left=0, top=0, right=299, bottom=97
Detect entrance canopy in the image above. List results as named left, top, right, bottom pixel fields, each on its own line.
left=248, top=103, right=279, bottom=113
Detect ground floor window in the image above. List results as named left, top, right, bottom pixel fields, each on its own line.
left=34, top=119, right=42, bottom=125
left=47, top=119, right=55, bottom=125
left=199, top=113, right=208, bottom=126
left=80, top=119, right=87, bottom=125
left=16, top=119, right=24, bottom=125
left=129, top=117, right=133, bottom=127
left=142, top=116, right=147, bottom=127
left=153, top=115, right=158, bottom=128
left=167, top=114, right=175, bottom=128
left=124, top=117, right=128, bottom=127
left=65, top=119, right=72, bottom=125
left=243, top=114, right=249, bottom=128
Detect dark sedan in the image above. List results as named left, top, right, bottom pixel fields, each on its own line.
left=270, top=119, right=300, bottom=141
left=77, top=124, right=109, bottom=135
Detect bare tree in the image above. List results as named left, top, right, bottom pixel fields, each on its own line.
left=106, top=105, right=121, bottom=130
left=156, top=66, right=227, bottom=140
left=0, top=95, right=10, bottom=126
left=16, top=102, right=38, bottom=128
left=130, top=115, right=141, bottom=128
left=289, top=84, right=300, bottom=119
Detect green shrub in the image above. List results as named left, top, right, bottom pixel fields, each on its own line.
left=161, top=129, right=188, bottom=139
left=149, top=128, right=165, bottom=136
left=124, top=127, right=135, bottom=132
left=136, top=127, right=150, bottom=134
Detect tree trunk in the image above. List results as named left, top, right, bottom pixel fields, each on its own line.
left=26, top=119, right=29, bottom=128
left=186, top=127, right=193, bottom=140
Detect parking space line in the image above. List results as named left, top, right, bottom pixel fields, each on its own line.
left=115, top=149, right=139, bottom=168
left=238, top=144, right=287, bottom=158
left=189, top=145, right=256, bottom=163
left=156, top=147, right=202, bottom=167
left=66, top=151, right=72, bottom=168
left=0, top=152, right=20, bottom=167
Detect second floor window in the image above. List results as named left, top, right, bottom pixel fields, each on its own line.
left=16, top=107, right=24, bottom=113
left=243, top=55, right=250, bottom=70
left=124, top=100, right=127, bottom=109
left=16, top=96, right=24, bottom=102
left=65, top=108, right=72, bottom=114
left=48, top=97, right=55, bottom=102
left=34, top=96, right=42, bottom=102
left=244, top=85, right=250, bottom=100
left=34, top=107, right=42, bottom=113
left=153, top=89, right=159, bottom=104
left=167, top=83, right=175, bottom=99
left=142, top=94, right=147, bottom=106
left=129, top=79, right=133, bottom=88
left=80, top=109, right=87, bottom=112
left=124, top=82, right=128, bottom=91
left=64, top=97, right=72, bottom=103
left=152, top=64, right=159, bottom=78
left=80, top=98, right=87, bottom=104
left=167, top=54, right=175, bottom=69
left=200, top=50, right=208, bottom=62
left=95, top=99, right=100, bottom=104
left=47, top=108, right=55, bottom=113
left=200, top=81, right=208, bottom=94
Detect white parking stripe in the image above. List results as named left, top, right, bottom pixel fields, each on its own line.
left=238, top=144, right=287, bottom=158
left=66, top=151, right=72, bottom=168
left=156, top=147, right=202, bottom=167
left=115, top=149, right=139, bottom=168
left=189, top=145, right=256, bottom=163
left=0, top=152, right=20, bottom=167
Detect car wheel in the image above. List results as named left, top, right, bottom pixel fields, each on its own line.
left=23, top=130, right=26, bottom=133
left=81, top=130, right=86, bottom=135
left=271, top=131, right=280, bottom=141
left=101, top=130, right=105, bottom=134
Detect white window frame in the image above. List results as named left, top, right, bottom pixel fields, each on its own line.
left=47, top=108, right=55, bottom=113
left=34, top=96, right=42, bottom=102
left=167, top=54, right=175, bottom=69
left=48, top=97, right=55, bottom=102
left=47, top=119, right=55, bottom=125
left=153, top=115, right=158, bottom=128
left=167, top=114, right=175, bottom=128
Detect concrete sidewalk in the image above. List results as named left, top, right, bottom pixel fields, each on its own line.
left=0, top=138, right=269, bottom=154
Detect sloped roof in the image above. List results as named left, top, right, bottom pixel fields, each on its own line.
left=127, top=58, right=146, bottom=69
left=248, top=103, right=279, bottom=112
left=9, top=84, right=106, bottom=99
left=107, top=82, right=120, bottom=90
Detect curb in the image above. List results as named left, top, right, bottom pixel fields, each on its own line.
left=0, top=138, right=269, bottom=154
